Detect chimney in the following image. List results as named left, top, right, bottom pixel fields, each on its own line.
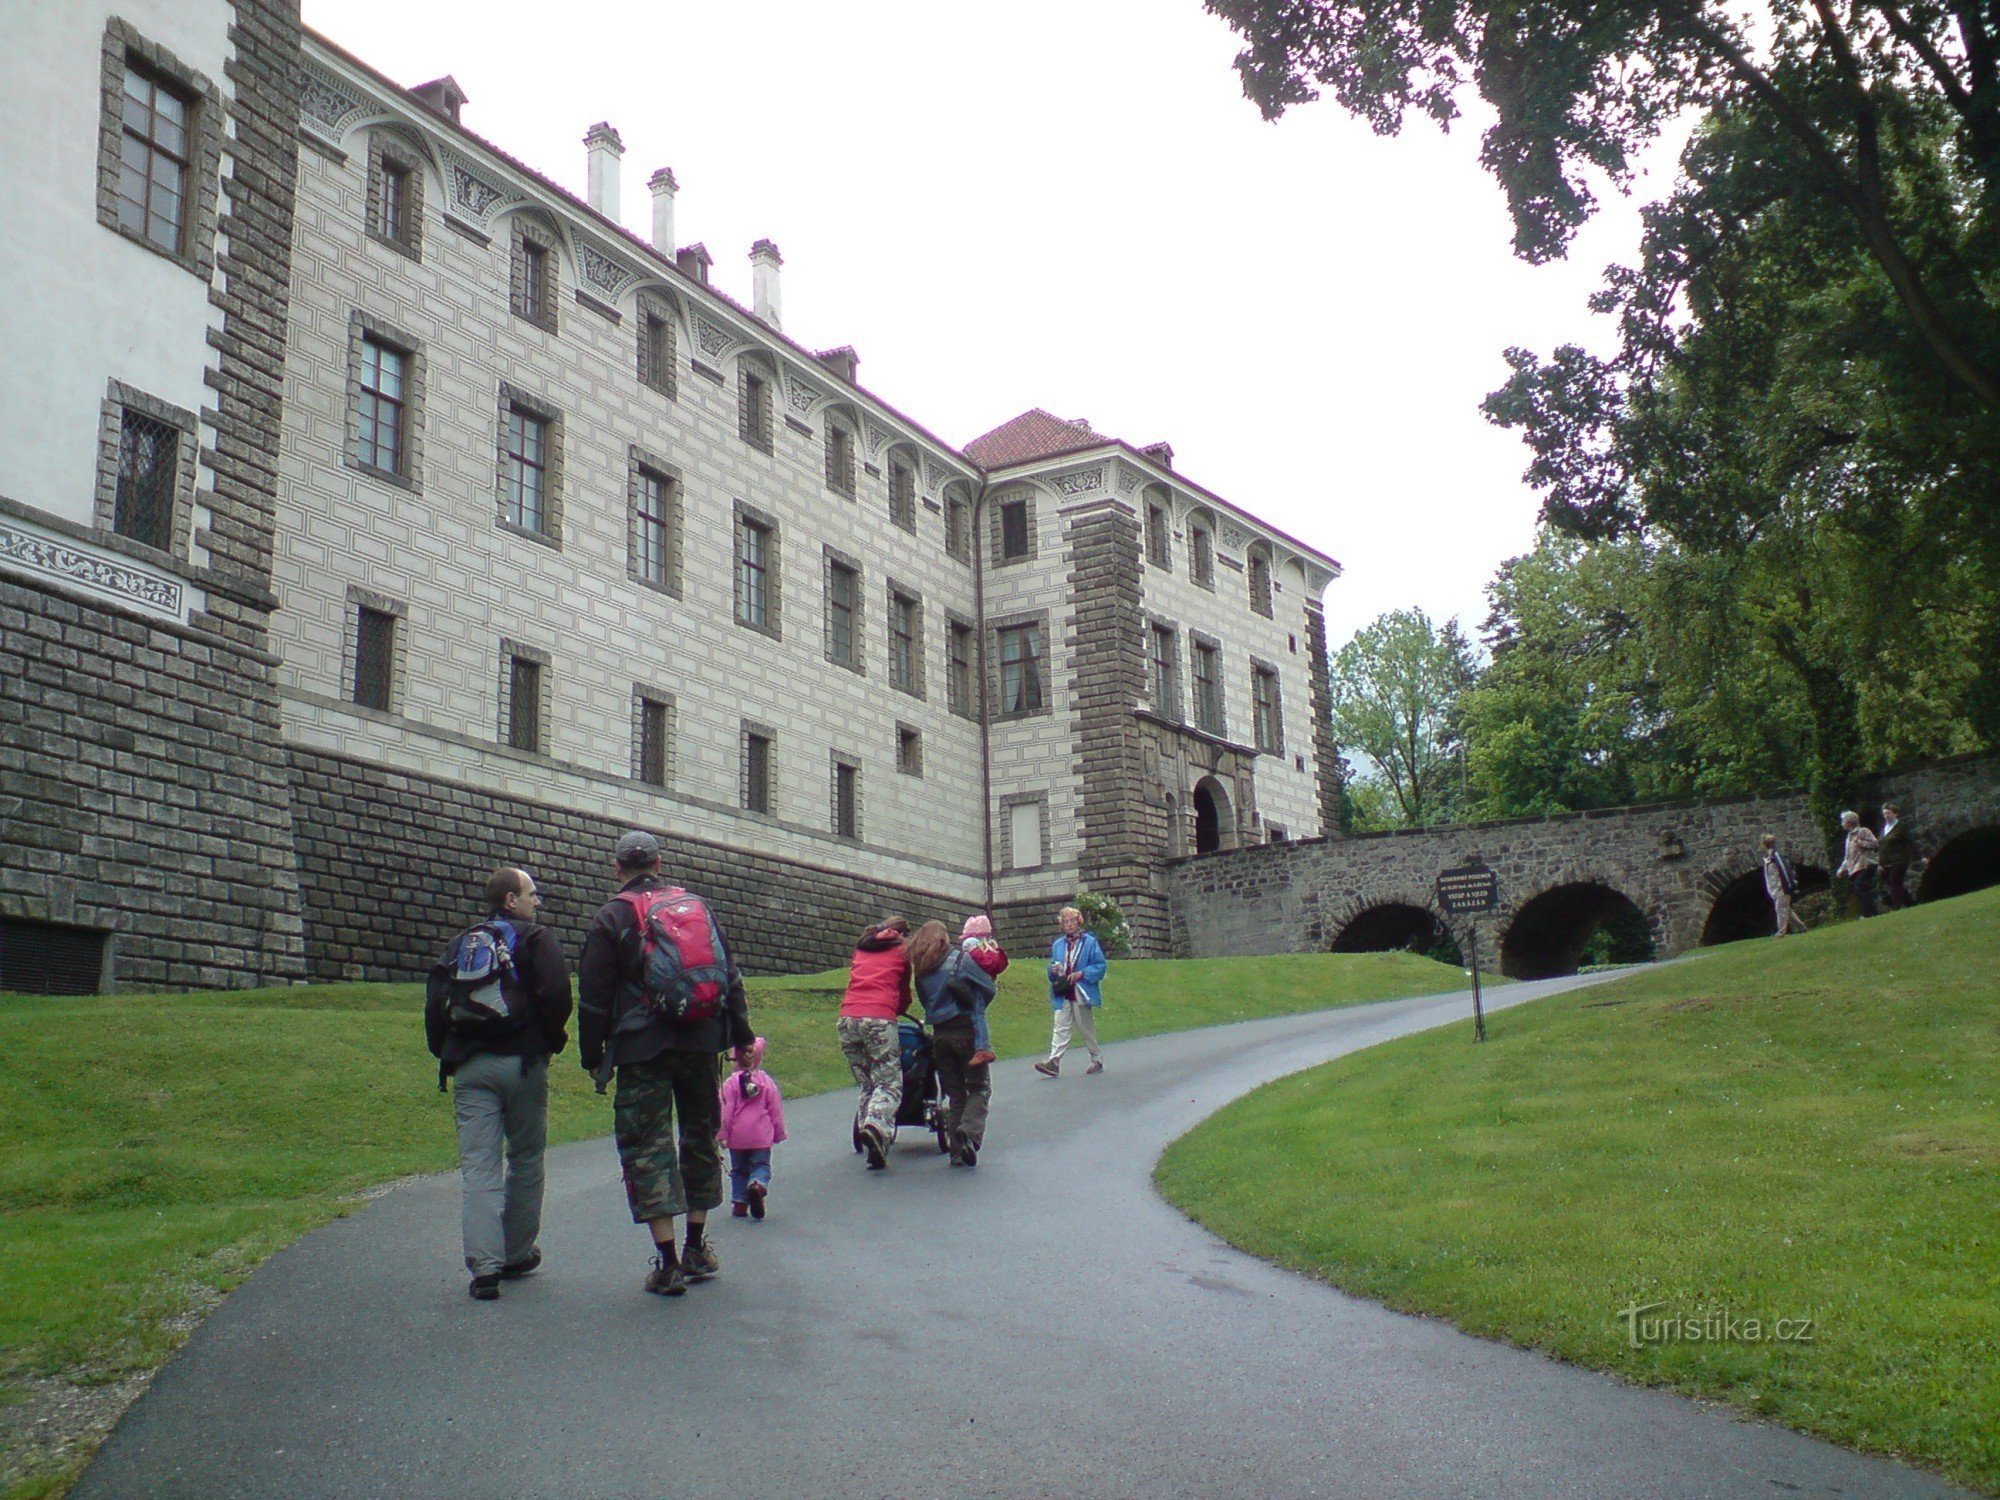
left=647, top=168, right=678, bottom=254
left=676, top=242, right=712, bottom=285
left=814, top=346, right=860, bottom=383
left=584, top=122, right=623, bottom=219
left=1142, top=440, right=1175, bottom=469
left=750, top=239, right=783, bottom=328
left=411, top=75, right=468, bottom=125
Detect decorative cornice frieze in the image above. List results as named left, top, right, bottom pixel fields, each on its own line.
left=436, top=144, right=522, bottom=230
left=695, top=316, right=736, bottom=358
left=298, top=62, right=371, bottom=143
left=0, top=519, right=189, bottom=623
left=784, top=371, right=822, bottom=414
left=577, top=241, right=639, bottom=299
left=924, top=459, right=956, bottom=494
left=1051, top=466, right=1107, bottom=498
left=1115, top=462, right=1142, bottom=495
left=864, top=421, right=890, bottom=457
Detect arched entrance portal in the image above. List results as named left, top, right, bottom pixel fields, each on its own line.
left=1701, top=864, right=1830, bottom=947
left=1917, top=826, right=2000, bottom=903
left=1330, top=903, right=1464, bottom=966
left=1192, top=776, right=1233, bottom=855
left=1501, top=883, right=1656, bottom=979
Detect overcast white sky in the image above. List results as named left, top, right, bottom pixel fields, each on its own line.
left=302, top=0, right=1672, bottom=652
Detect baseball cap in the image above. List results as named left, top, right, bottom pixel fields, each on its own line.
left=614, top=830, right=660, bottom=866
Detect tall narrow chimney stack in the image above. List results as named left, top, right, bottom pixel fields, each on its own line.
left=584, top=122, right=623, bottom=219
left=648, top=168, right=678, bottom=254
left=750, top=239, right=783, bottom=328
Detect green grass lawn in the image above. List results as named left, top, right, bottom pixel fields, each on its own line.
left=1156, top=886, right=2000, bottom=1494
left=0, top=945, right=1473, bottom=1498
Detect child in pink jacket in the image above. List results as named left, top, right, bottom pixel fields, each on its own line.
left=720, top=1036, right=787, bottom=1219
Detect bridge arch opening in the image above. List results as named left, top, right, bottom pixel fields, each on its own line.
left=1917, top=826, right=2000, bottom=903
left=1701, top=863, right=1830, bottom=947
left=1501, top=883, right=1655, bottom=979
left=1330, top=903, right=1463, bottom=965
left=1192, top=776, right=1233, bottom=855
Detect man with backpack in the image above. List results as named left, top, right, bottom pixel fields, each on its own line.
left=425, top=867, right=572, bottom=1301
left=578, top=830, right=754, bottom=1297
left=1760, top=834, right=1807, bottom=936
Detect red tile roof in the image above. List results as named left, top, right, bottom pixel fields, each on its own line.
left=963, top=409, right=1115, bottom=469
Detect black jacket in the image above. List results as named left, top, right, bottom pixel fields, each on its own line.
left=577, top=875, right=753, bottom=1074
left=425, top=918, right=573, bottom=1073
left=1877, top=820, right=1914, bottom=867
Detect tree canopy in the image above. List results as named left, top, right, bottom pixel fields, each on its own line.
left=1328, top=609, right=1477, bottom=827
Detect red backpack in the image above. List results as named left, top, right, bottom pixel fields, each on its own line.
left=615, top=887, right=729, bottom=1023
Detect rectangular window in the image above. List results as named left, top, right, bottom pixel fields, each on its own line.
left=888, top=457, right=917, bottom=531
left=1000, top=499, right=1030, bottom=560
left=353, top=606, right=396, bottom=712
left=736, top=515, right=772, bottom=629
left=1267, top=824, right=1289, bottom=843
left=945, top=495, right=968, bottom=561
left=1249, top=552, right=1274, bottom=617
left=113, top=409, right=178, bottom=550
left=1192, top=641, right=1222, bottom=733
left=1253, top=664, right=1283, bottom=753
left=1146, top=502, right=1172, bottom=568
left=634, top=467, right=674, bottom=587
left=740, top=368, right=772, bottom=452
left=828, top=560, right=859, bottom=666
left=377, top=158, right=411, bottom=245
left=744, top=731, right=772, bottom=814
left=507, top=655, right=542, bottom=753
left=834, top=761, right=859, bottom=839
left=1151, top=624, right=1178, bottom=717
left=357, top=336, right=406, bottom=474
left=1009, top=801, right=1043, bottom=869
left=1191, top=524, right=1215, bottom=587
left=889, top=591, right=917, bottom=692
left=639, top=310, right=674, bottom=396
left=999, top=623, right=1043, bottom=715
left=638, top=695, right=669, bottom=787
left=517, top=239, right=550, bottom=324
left=897, top=726, right=922, bottom=777
left=501, top=405, right=548, bottom=532
left=948, top=620, right=974, bottom=716
left=118, top=64, right=191, bottom=253
left=826, top=424, right=856, bottom=496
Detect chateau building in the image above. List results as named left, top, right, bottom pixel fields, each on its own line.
left=0, top=0, right=1340, bottom=991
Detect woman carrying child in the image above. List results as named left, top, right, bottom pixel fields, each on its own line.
left=907, top=920, right=997, bottom=1167
left=719, top=1036, right=786, bottom=1219
left=838, top=917, right=912, bottom=1170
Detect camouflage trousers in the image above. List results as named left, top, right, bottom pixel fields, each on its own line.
left=614, top=1050, right=722, bottom=1224
left=838, top=1015, right=902, bottom=1141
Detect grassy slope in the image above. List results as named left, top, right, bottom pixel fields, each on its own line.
left=0, top=945, right=1472, bottom=1490
left=1156, top=887, right=2000, bottom=1494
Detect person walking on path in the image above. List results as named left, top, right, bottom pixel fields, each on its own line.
left=1836, top=811, right=1882, bottom=919
left=719, top=1036, right=786, bottom=1220
left=1877, top=802, right=1916, bottom=910
left=1034, top=906, right=1108, bottom=1079
left=1759, top=835, right=1807, bottom=937
left=910, top=920, right=996, bottom=1166
left=578, top=831, right=754, bottom=1298
left=839, top=917, right=912, bottom=1170
left=424, top=867, right=572, bottom=1301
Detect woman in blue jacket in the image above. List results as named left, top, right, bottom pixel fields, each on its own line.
left=1033, top=905, right=1108, bottom=1078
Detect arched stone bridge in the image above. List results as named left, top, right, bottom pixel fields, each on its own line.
left=1162, top=753, right=2000, bottom=977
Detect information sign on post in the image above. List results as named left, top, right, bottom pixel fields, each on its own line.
left=1435, top=861, right=1499, bottom=1041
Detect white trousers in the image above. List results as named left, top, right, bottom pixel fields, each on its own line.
left=1049, top=1000, right=1100, bottom=1063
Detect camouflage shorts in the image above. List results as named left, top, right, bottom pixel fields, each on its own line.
left=614, top=1050, right=722, bottom=1224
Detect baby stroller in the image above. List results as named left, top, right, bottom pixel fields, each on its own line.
left=852, top=1015, right=952, bottom=1156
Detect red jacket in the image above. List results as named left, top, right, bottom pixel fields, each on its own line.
left=840, top=933, right=911, bottom=1020
left=966, top=939, right=1009, bottom=978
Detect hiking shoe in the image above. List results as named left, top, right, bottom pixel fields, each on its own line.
left=499, top=1248, right=542, bottom=1280
left=644, top=1256, right=686, bottom=1297
left=862, top=1125, right=889, bottom=1170
left=1085, top=1059, right=1104, bottom=1075
left=747, top=1181, right=768, bottom=1220
left=683, top=1240, right=721, bottom=1281
left=1033, top=1059, right=1059, bottom=1079
left=468, top=1273, right=501, bottom=1301
left=731, top=1201, right=749, bottom=1218
left=956, top=1133, right=979, bottom=1168
left=968, top=1049, right=997, bottom=1068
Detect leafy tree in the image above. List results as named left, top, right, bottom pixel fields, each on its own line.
left=1206, top=0, right=2000, bottom=410
left=1328, top=609, right=1478, bottom=826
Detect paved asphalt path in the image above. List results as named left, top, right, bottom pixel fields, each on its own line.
left=79, top=974, right=1967, bottom=1500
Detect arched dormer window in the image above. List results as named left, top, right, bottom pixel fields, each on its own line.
left=636, top=286, right=680, bottom=400
left=1187, top=507, right=1216, bottom=589
left=886, top=444, right=920, bottom=532
left=365, top=127, right=430, bottom=259
left=1143, top=485, right=1173, bottom=569
left=824, top=405, right=860, bottom=496
left=738, top=352, right=777, bottom=453
left=942, top=481, right=972, bottom=562
left=1247, top=543, right=1274, bottom=617
left=507, top=209, right=562, bottom=333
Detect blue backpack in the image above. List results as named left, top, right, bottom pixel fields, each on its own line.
left=435, top=919, right=526, bottom=1039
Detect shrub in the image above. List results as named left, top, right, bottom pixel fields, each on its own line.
left=1075, top=890, right=1132, bottom=957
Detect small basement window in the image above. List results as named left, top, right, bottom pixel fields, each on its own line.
left=0, top=918, right=110, bottom=995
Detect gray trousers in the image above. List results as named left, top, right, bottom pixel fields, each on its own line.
left=453, top=1051, right=549, bottom=1276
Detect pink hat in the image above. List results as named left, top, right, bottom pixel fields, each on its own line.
left=960, top=914, right=993, bottom=940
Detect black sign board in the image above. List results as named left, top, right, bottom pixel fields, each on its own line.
left=1436, top=862, right=1499, bottom=915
